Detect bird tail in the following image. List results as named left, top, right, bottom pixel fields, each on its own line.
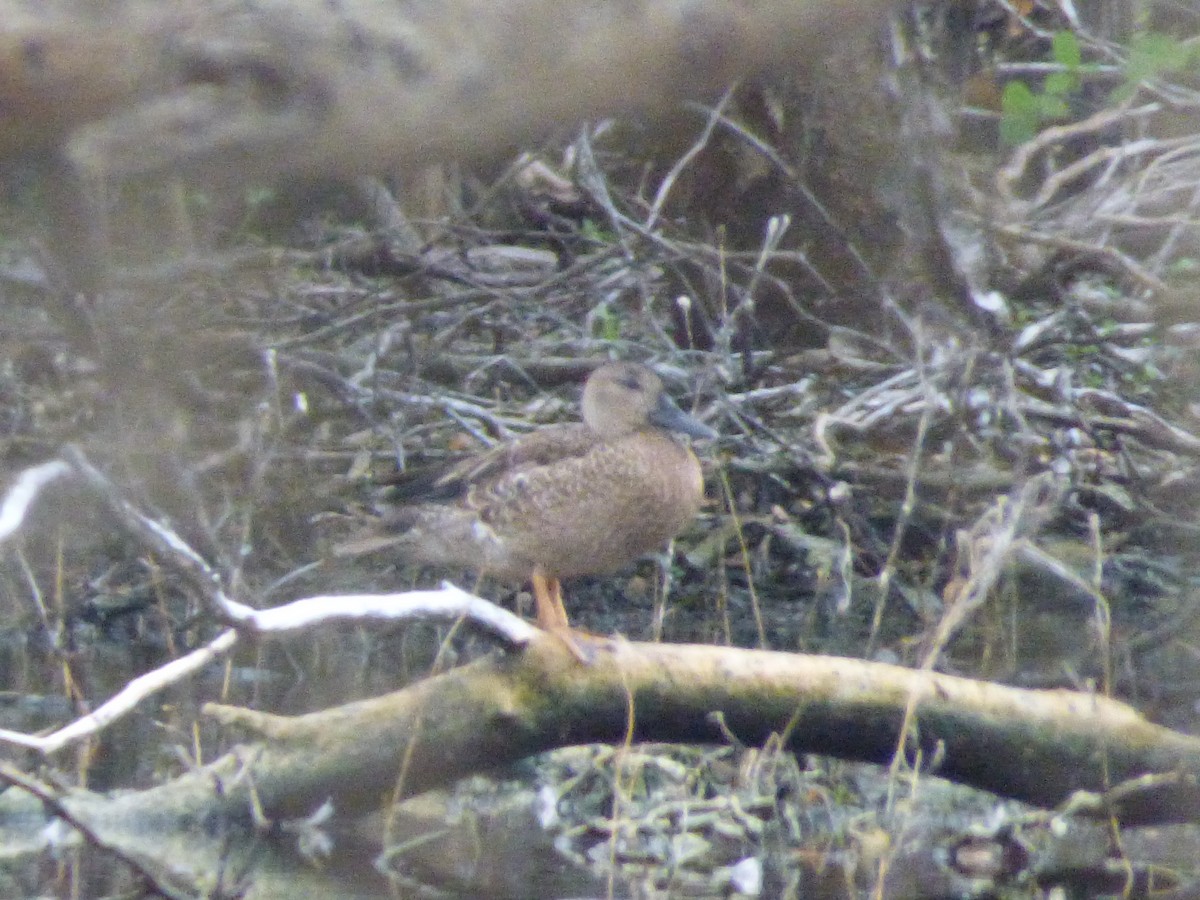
left=330, top=507, right=423, bottom=558
left=331, top=531, right=411, bottom=557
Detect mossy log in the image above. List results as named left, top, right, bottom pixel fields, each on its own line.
left=59, top=632, right=1200, bottom=831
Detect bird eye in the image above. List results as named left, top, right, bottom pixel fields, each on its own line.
left=618, top=374, right=643, bottom=391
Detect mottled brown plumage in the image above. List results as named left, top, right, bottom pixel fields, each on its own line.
left=338, top=362, right=715, bottom=641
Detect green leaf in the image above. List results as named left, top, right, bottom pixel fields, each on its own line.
left=1043, top=71, right=1077, bottom=97
left=1000, top=118, right=1033, bottom=146
left=1126, top=32, right=1191, bottom=83
left=580, top=218, right=617, bottom=244
left=1168, top=257, right=1200, bottom=277
left=1109, top=81, right=1136, bottom=104
left=590, top=305, right=621, bottom=341
left=1035, top=93, right=1070, bottom=119
left=1001, top=80, right=1037, bottom=116
left=1000, top=80, right=1039, bottom=145
left=1052, top=30, right=1082, bottom=69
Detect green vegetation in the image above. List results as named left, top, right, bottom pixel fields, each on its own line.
left=1000, top=31, right=1084, bottom=145
left=1112, top=30, right=1195, bottom=101
left=1001, top=27, right=1199, bottom=146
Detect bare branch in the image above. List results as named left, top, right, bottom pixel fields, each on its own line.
left=0, top=461, right=72, bottom=543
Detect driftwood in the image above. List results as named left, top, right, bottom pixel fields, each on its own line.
left=4, top=626, right=1200, bottom=830
left=194, top=635, right=1200, bottom=825
left=199, top=633, right=1200, bottom=825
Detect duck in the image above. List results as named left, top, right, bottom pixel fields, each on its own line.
left=337, top=361, right=716, bottom=649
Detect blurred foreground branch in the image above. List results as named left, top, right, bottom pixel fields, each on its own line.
left=0, top=0, right=894, bottom=184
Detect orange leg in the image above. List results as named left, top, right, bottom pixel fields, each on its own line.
left=531, top=568, right=590, bottom=662
left=532, top=568, right=570, bottom=630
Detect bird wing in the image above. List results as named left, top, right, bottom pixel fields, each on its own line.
left=435, top=423, right=598, bottom=493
